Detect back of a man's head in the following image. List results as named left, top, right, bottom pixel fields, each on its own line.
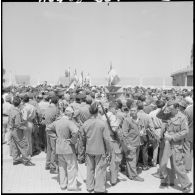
left=89, top=102, right=99, bottom=115
left=156, top=100, right=165, bottom=109
left=13, top=96, right=21, bottom=107
left=138, top=95, right=146, bottom=102
left=126, top=98, right=134, bottom=109
left=116, top=99, right=123, bottom=109
left=137, top=100, right=144, bottom=110
left=23, top=94, right=29, bottom=103
left=51, top=96, right=59, bottom=105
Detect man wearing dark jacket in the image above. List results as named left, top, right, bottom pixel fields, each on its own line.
left=122, top=104, right=144, bottom=181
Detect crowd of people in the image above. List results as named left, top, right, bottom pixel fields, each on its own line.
left=2, top=83, right=193, bottom=193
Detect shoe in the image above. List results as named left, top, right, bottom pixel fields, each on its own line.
left=186, top=170, right=191, bottom=173
left=94, top=191, right=106, bottom=193
left=142, top=166, right=149, bottom=171
left=67, top=187, right=81, bottom=191
left=45, top=166, right=50, bottom=170
left=152, top=163, right=157, bottom=167
left=24, top=161, right=35, bottom=166
left=182, top=186, right=191, bottom=193
left=152, top=172, right=160, bottom=179
left=87, top=189, right=94, bottom=193
left=131, top=176, right=144, bottom=182
left=13, top=161, right=22, bottom=165
left=169, top=183, right=174, bottom=187
left=159, top=183, right=168, bottom=189
left=60, top=187, right=67, bottom=190
left=50, top=169, right=58, bottom=174
left=110, top=182, right=117, bottom=186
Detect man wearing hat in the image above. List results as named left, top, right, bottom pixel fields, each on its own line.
left=46, top=106, right=80, bottom=191
left=157, top=100, right=192, bottom=193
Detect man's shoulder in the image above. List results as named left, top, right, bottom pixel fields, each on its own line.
left=185, top=105, right=193, bottom=112
left=175, top=111, right=187, bottom=121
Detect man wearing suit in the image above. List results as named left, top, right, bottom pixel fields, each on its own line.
left=80, top=102, right=110, bottom=193
left=137, top=100, right=155, bottom=170
left=122, top=104, right=144, bottom=181
left=46, top=106, right=80, bottom=191
left=42, top=95, right=60, bottom=174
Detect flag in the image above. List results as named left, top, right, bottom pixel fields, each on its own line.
left=108, top=63, right=120, bottom=86
left=65, top=69, right=69, bottom=77
left=69, top=80, right=76, bottom=89
left=86, top=73, right=91, bottom=86
left=74, top=69, right=79, bottom=82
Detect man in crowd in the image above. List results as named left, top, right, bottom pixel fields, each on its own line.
left=137, top=100, right=155, bottom=171
left=46, top=106, right=81, bottom=191
left=42, top=95, right=60, bottom=174
left=3, top=94, right=13, bottom=145
left=122, top=103, right=144, bottom=182
left=100, top=101, right=122, bottom=186
left=183, top=99, right=193, bottom=173
left=21, top=94, right=36, bottom=157
left=80, top=102, right=110, bottom=193
left=38, top=94, right=50, bottom=151
left=8, top=96, right=35, bottom=166
left=149, top=100, right=165, bottom=167
left=157, top=100, right=192, bottom=193
left=74, top=93, right=91, bottom=164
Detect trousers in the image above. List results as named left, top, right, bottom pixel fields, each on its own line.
left=58, top=153, right=78, bottom=190
left=141, top=141, right=149, bottom=166
left=46, top=133, right=58, bottom=169
left=110, top=150, right=122, bottom=184
left=86, top=154, right=107, bottom=192
left=23, top=122, right=34, bottom=156
left=11, top=129, right=30, bottom=163
left=160, top=140, right=191, bottom=189
left=126, top=146, right=140, bottom=178
left=183, top=139, right=193, bottom=172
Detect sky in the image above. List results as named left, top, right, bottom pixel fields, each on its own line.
left=3, top=2, right=193, bottom=85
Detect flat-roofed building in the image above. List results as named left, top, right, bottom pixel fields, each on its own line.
left=171, top=66, right=193, bottom=86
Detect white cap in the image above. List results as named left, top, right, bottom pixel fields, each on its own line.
left=185, top=96, right=193, bottom=104
left=65, top=106, right=74, bottom=114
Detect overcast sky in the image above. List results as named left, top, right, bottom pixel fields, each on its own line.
left=3, top=2, right=193, bottom=84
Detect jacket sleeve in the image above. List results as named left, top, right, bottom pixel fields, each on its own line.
left=46, top=122, right=57, bottom=140
left=103, top=123, right=112, bottom=154
left=148, top=116, right=155, bottom=133
left=80, top=125, right=86, bottom=147
left=172, top=117, right=189, bottom=142
left=69, top=121, right=79, bottom=145
left=122, top=118, right=130, bottom=137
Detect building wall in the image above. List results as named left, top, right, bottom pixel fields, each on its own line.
left=172, top=73, right=193, bottom=86
left=172, top=73, right=185, bottom=86
left=187, top=75, right=193, bottom=86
